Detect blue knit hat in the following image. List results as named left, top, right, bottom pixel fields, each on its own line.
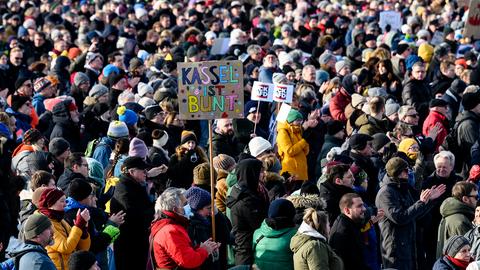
left=185, top=186, right=211, bottom=211
left=268, top=198, right=295, bottom=219
left=117, top=106, right=138, bottom=126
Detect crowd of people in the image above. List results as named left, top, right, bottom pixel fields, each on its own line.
left=2, top=0, right=480, bottom=269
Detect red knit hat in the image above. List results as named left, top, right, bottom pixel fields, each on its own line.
left=469, top=165, right=480, bottom=183
left=38, top=188, right=65, bottom=208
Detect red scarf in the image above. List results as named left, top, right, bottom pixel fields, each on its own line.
left=39, top=208, right=65, bottom=222
left=447, top=256, right=470, bottom=270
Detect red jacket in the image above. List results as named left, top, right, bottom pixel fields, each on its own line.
left=329, top=88, right=351, bottom=123
left=422, top=110, right=449, bottom=150
left=150, top=211, right=209, bottom=269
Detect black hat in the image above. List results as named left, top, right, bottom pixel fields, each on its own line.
left=49, top=137, right=70, bottom=157
left=327, top=121, right=345, bottom=135
left=396, top=43, right=409, bottom=55
left=68, top=179, right=93, bottom=201
left=449, top=79, right=467, bottom=95
left=429, top=99, right=448, bottom=108
left=15, top=76, right=31, bottom=90
left=464, top=51, right=478, bottom=62
left=108, top=73, right=124, bottom=88
left=349, top=133, right=373, bottom=151
left=68, top=251, right=97, bottom=270
left=11, top=95, right=30, bottom=111
left=187, top=46, right=199, bottom=58
left=371, top=133, right=390, bottom=152
left=462, top=92, right=480, bottom=111
left=144, top=105, right=162, bottom=120
left=365, top=34, right=376, bottom=42
left=122, top=156, right=149, bottom=170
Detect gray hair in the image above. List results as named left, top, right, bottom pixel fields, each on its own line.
left=155, top=187, right=186, bottom=214
left=434, top=151, right=455, bottom=168
left=247, top=44, right=261, bottom=55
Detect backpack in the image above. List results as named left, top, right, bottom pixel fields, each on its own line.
left=84, top=139, right=100, bottom=158
left=0, top=248, right=38, bottom=270
left=442, top=116, right=475, bottom=169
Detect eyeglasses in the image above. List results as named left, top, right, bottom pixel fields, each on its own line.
left=406, top=113, right=418, bottom=117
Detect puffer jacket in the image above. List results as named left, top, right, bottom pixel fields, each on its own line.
left=277, top=122, right=309, bottom=181
left=215, top=170, right=229, bottom=213
left=436, top=197, right=475, bottom=258
left=45, top=216, right=91, bottom=270
left=329, top=88, right=351, bottom=123
left=354, top=114, right=388, bottom=136
left=290, top=222, right=344, bottom=270
left=252, top=220, right=296, bottom=270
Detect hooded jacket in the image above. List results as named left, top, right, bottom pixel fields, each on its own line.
left=319, top=181, right=354, bottom=227
left=287, top=194, right=326, bottom=225
left=277, top=121, right=309, bottom=181
left=226, top=159, right=269, bottom=265
left=290, top=222, right=343, bottom=270
left=423, top=110, right=450, bottom=150
left=7, top=241, right=56, bottom=270
left=436, top=197, right=475, bottom=257
left=50, top=102, right=81, bottom=152
left=355, top=114, right=388, bottom=136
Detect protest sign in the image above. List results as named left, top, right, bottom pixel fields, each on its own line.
left=251, top=81, right=274, bottom=102
left=276, top=103, right=292, bottom=122
left=379, top=11, right=402, bottom=31
left=273, top=84, right=294, bottom=103
left=177, top=60, right=244, bottom=120
left=464, top=0, right=480, bottom=39
left=211, top=38, right=231, bottom=55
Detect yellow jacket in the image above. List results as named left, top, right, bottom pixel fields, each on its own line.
left=46, top=218, right=91, bottom=270
left=277, top=121, right=309, bottom=181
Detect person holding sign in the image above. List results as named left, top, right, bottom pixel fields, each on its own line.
left=277, top=109, right=310, bottom=185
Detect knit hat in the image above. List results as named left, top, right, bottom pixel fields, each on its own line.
left=138, top=97, right=155, bottom=109
left=398, top=138, right=417, bottom=154
left=11, top=95, right=31, bottom=111
left=449, top=79, right=467, bottom=95
left=469, top=165, right=480, bottom=183
left=86, top=158, right=104, bottom=185
left=244, top=100, right=258, bottom=116
left=351, top=94, right=367, bottom=109
left=429, top=99, right=448, bottom=108
left=15, top=76, right=31, bottom=90
left=73, top=72, right=89, bottom=87
left=117, top=106, right=138, bottom=126
left=212, top=154, right=236, bottom=172
left=462, top=92, right=480, bottom=111
left=349, top=133, right=373, bottom=151
left=185, top=186, right=211, bottom=211
left=49, top=137, right=70, bottom=156
left=129, top=137, right=148, bottom=159
left=286, top=109, right=303, bottom=123
left=86, top=52, right=102, bottom=65
left=88, top=84, right=108, bottom=98
left=371, top=133, right=390, bottom=152
left=385, top=157, right=409, bottom=178
left=248, top=136, right=272, bottom=157
left=443, top=235, right=470, bottom=257
left=68, top=251, right=97, bottom=270
left=181, top=130, right=197, bottom=145
left=144, top=105, right=162, bottom=120
left=319, top=52, right=335, bottom=65
left=193, top=162, right=216, bottom=186
left=23, top=213, right=52, bottom=240
left=107, top=121, right=129, bottom=138
left=23, top=128, right=42, bottom=145
left=38, top=187, right=65, bottom=208
left=44, top=97, right=64, bottom=112
left=33, top=77, right=52, bottom=93
left=102, top=64, right=120, bottom=78
left=137, top=82, right=153, bottom=98
left=68, top=179, right=93, bottom=201
left=368, top=87, right=387, bottom=97
left=335, top=60, right=347, bottom=73
left=327, top=121, right=344, bottom=135
left=418, top=43, right=434, bottom=63
left=385, top=101, right=400, bottom=117
left=268, top=198, right=295, bottom=219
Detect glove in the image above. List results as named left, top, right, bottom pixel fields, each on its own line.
left=74, top=212, right=87, bottom=229
left=103, top=225, right=120, bottom=242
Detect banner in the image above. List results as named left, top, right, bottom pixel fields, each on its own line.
left=273, top=84, right=294, bottom=103
left=464, top=0, right=480, bottom=39
left=177, top=60, right=244, bottom=120
left=379, top=11, right=402, bottom=31
left=251, top=81, right=274, bottom=102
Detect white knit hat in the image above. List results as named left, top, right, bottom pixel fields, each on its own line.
left=137, top=82, right=153, bottom=98
left=248, top=137, right=272, bottom=157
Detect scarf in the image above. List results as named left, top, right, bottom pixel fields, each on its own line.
left=447, top=256, right=470, bottom=270
left=39, top=208, right=65, bottom=221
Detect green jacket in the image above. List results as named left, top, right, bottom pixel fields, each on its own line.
left=437, top=197, right=475, bottom=257
left=253, top=220, right=297, bottom=270
left=290, top=223, right=344, bottom=270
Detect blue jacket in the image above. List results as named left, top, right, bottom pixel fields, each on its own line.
left=7, top=241, right=56, bottom=270
left=432, top=256, right=462, bottom=270
left=32, top=93, right=46, bottom=116
left=92, top=137, right=115, bottom=170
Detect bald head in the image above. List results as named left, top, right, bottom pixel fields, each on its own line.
left=216, top=119, right=234, bottom=136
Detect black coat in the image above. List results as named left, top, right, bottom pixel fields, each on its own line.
left=319, top=181, right=354, bottom=227
left=167, top=147, right=206, bottom=189
left=329, top=214, right=370, bottom=270
left=110, top=174, right=155, bottom=270
left=211, top=131, right=240, bottom=159
left=350, top=151, right=379, bottom=205
left=57, top=169, right=88, bottom=193
left=402, top=77, right=433, bottom=125
left=50, top=102, right=82, bottom=152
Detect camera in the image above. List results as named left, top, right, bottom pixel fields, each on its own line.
left=190, top=153, right=198, bottom=163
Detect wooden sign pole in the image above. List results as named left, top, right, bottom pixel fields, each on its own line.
left=253, top=100, right=261, bottom=134
left=208, top=119, right=216, bottom=241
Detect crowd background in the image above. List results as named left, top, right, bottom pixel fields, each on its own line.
left=2, top=0, right=480, bottom=269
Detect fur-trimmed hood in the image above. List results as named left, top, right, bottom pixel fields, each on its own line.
left=287, top=194, right=326, bottom=210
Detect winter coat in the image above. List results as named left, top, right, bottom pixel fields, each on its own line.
left=277, top=122, right=309, bottom=181
left=50, top=102, right=81, bottom=152
left=329, top=89, right=351, bottom=123
left=167, top=146, right=208, bottom=189
left=290, top=222, right=344, bottom=270
left=287, top=194, right=326, bottom=225
left=57, top=168, right=88, bottom=193
left=319, top=135, right=343, bottom=162
left=465, top=225, right=480, bottom=260
left=150, top=211, right=209, bottom=269
left=252, top=220, right=296, bottom=270
left=402, top=77, right=432, bottom=124
left=329, top=214, right=370, bottom=270
left=432, top=256, right=465, bottom=270
left=350, top=151, right=379, bottom=205
left=211, top=131, right=240, bottom=159
left=7, top=241, right=56, bottom=270
left=422, top=110, right=449, bottom=150
left=215, top=170, right=229, bottom=213
left=442, top=90, right=462, bottom=121
left=32, top=93, right=47, bottom=116
left=456, top=111, right=480, bottom=166
left=375, top=175, right=434, bottom=270
left=226, top=159, right=269, bottom=265
left=437, top=197, right=475, bottom=257
left=110, top=173, right=155, bottom=270
left=319, top=181, right=354, bottom=227
left=148, top=146, right=169, bottom=167
left=92, top=136, right=115, bottom=170
left=45, top=215, right=91, bottom=270
left=355, top=114, right=388, bottom=136
left=233, top=118, right=268, bottom=154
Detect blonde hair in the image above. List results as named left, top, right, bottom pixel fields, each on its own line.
left=303, top=208, right=329, bottom=236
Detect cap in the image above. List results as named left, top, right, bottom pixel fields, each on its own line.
left=429, top=99, right=448, bottom=108
left=122, top=156, right=149, bottom=170
left=349, top=133, right=373, bottom=151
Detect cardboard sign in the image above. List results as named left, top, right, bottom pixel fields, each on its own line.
left=379, top=11, right=402, bottom=31
left=177, top=60, right=244, bottom=120
left=464, top=0, right=480, bottom=39
left=251, top=81, right=274, bottom=102
left=273, top=84, right=294, bottom=103
left=210, top=38, right=231, bottom=55
left=430, top=31, right=444, bottom=46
